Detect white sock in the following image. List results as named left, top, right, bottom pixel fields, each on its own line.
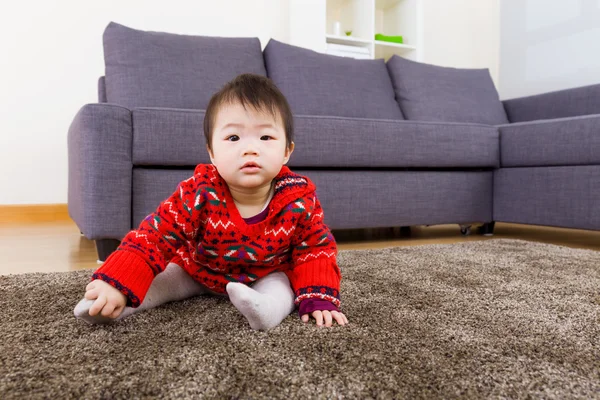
left=74, top=262, right=207, bottom=324
left=226, top=272, right=295, bottom=330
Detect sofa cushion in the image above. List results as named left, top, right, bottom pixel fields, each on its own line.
left=499, top=114, right=600, bottom=167
left=132, top=108, right=210, bottom=166
left=130, top=107, right=498, bottom=168
left=386, top=55, right=508, bottom=125
left=289, top=116, right=499, bottom=168
left=502, top=83, right=600, bottom=123
left=103, top=22, right=266, bottom=109
left=263, top=39, right=404, bottom=120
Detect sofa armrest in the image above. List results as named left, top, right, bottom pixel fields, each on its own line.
left=502, top=83, right=600, bottom=123
left=68, top=103, right=132, bottom=240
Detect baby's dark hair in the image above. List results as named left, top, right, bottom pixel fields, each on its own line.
left=204, top=74, right=294, bottom=151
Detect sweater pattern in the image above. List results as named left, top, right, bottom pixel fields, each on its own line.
left=93, top=164, right=341, bottom=309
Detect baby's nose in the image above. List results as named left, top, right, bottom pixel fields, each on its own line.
left=243, top=146, right=258, bottom=155
left=243, top=141, right=260, bottom=154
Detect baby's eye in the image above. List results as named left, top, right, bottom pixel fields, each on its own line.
left=260, top=135, right=273, bottom=141
left=226, top=135, right=240, bottom=142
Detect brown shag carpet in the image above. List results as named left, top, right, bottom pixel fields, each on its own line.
left=1, top=239, right=599, bottom=399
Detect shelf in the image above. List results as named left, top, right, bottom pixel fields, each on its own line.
left=325, top=36, right=416, bottom=51
left=325, top=34, right=372, bottom=46
left=374, top=40, right=416, bottom=50
left=322, top=0, right=419, bottom=61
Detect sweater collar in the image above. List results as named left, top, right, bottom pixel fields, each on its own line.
left=194, top=163, right=316, bottom=220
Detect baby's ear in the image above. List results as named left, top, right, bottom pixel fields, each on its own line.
left=206, top=145, right=215, bottom=163
left=283, top=142, right=295, bottom=164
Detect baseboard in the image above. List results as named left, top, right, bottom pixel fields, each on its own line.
left=0, top=204, right=70, bottom=224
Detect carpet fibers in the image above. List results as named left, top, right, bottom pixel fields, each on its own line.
left=1, top=239, right=599, bottom=399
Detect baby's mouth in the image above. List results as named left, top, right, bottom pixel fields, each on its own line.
left=241, top=162, right=261, bottom=172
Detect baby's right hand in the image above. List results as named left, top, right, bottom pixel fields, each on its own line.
left=84, top=279, right=127, bottom=319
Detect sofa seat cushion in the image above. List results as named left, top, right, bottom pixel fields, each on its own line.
left=103, top=22, right=266, bottom=109
left=132, top=108, right=210, bottom=166
left=386, top=55, right=508, bottom=125
left=263, top=39, right=404, bottom=120
left=131, top=109, right=499, bottom=168
left=499, top=114, right=600, bottom=167
left=289, top=116, right=499, bottom=168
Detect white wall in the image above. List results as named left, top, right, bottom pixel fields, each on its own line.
left=420, top=0, right=500, bottom=87
left=0, top=0, right=289, bottom=205
left=290, top=0, right=326, bottom=53
left=499, top=0, right=600, bottom=99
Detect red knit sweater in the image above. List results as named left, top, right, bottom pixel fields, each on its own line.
left=93, top=164, right=341, bottom=309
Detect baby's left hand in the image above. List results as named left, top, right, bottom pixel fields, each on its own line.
left=301, top=310, right=348, bottom=327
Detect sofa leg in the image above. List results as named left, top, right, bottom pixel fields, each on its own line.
left=95, top=239, right=121, bottom=263
left=460, top=224, right=472, bottom=236
left=399, top=226, right=412, bottom=237
left=478, top=222, right=495, bottom=237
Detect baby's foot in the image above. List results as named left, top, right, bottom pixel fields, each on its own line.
left=226, top=282, right=278, bottom=330
left=73, top=298, right=134, bottom=325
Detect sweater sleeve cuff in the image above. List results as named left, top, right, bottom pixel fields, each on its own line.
left=92, top=251, right=155, bottom=307
left=298, top=298, right=340, bottom=317
left=287, top=258, right=341, bottom=308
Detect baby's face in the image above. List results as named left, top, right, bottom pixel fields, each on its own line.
left=208, top=101, right=293, bottom=191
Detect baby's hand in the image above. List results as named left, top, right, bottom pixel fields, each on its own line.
left=84, top=279, right=127, bottom=319
left=301, top=310, right=348, bottom=327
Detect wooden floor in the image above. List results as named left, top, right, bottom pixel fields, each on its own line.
left=0, top=220, right=599, bottom=276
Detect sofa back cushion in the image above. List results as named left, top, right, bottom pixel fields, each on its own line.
left=386, top=55, right=508, bottom=125
left=264, top=40, right=404, bottom=120
left=103, top=22, right=266, bottom=109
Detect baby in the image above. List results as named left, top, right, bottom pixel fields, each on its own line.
left=74, top=73, right=348, bottom=330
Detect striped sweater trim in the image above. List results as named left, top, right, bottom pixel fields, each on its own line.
left=294, top=285, right=341, bottom=307
left=294, top=293, right=341, bottom=308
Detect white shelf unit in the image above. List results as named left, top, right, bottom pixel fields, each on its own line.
left=325, top=0, right=420, bottom=61
left=325, top=34, right=372, bottom=46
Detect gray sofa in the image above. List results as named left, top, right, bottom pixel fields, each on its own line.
left=68, top=22, right=600, bottom=261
